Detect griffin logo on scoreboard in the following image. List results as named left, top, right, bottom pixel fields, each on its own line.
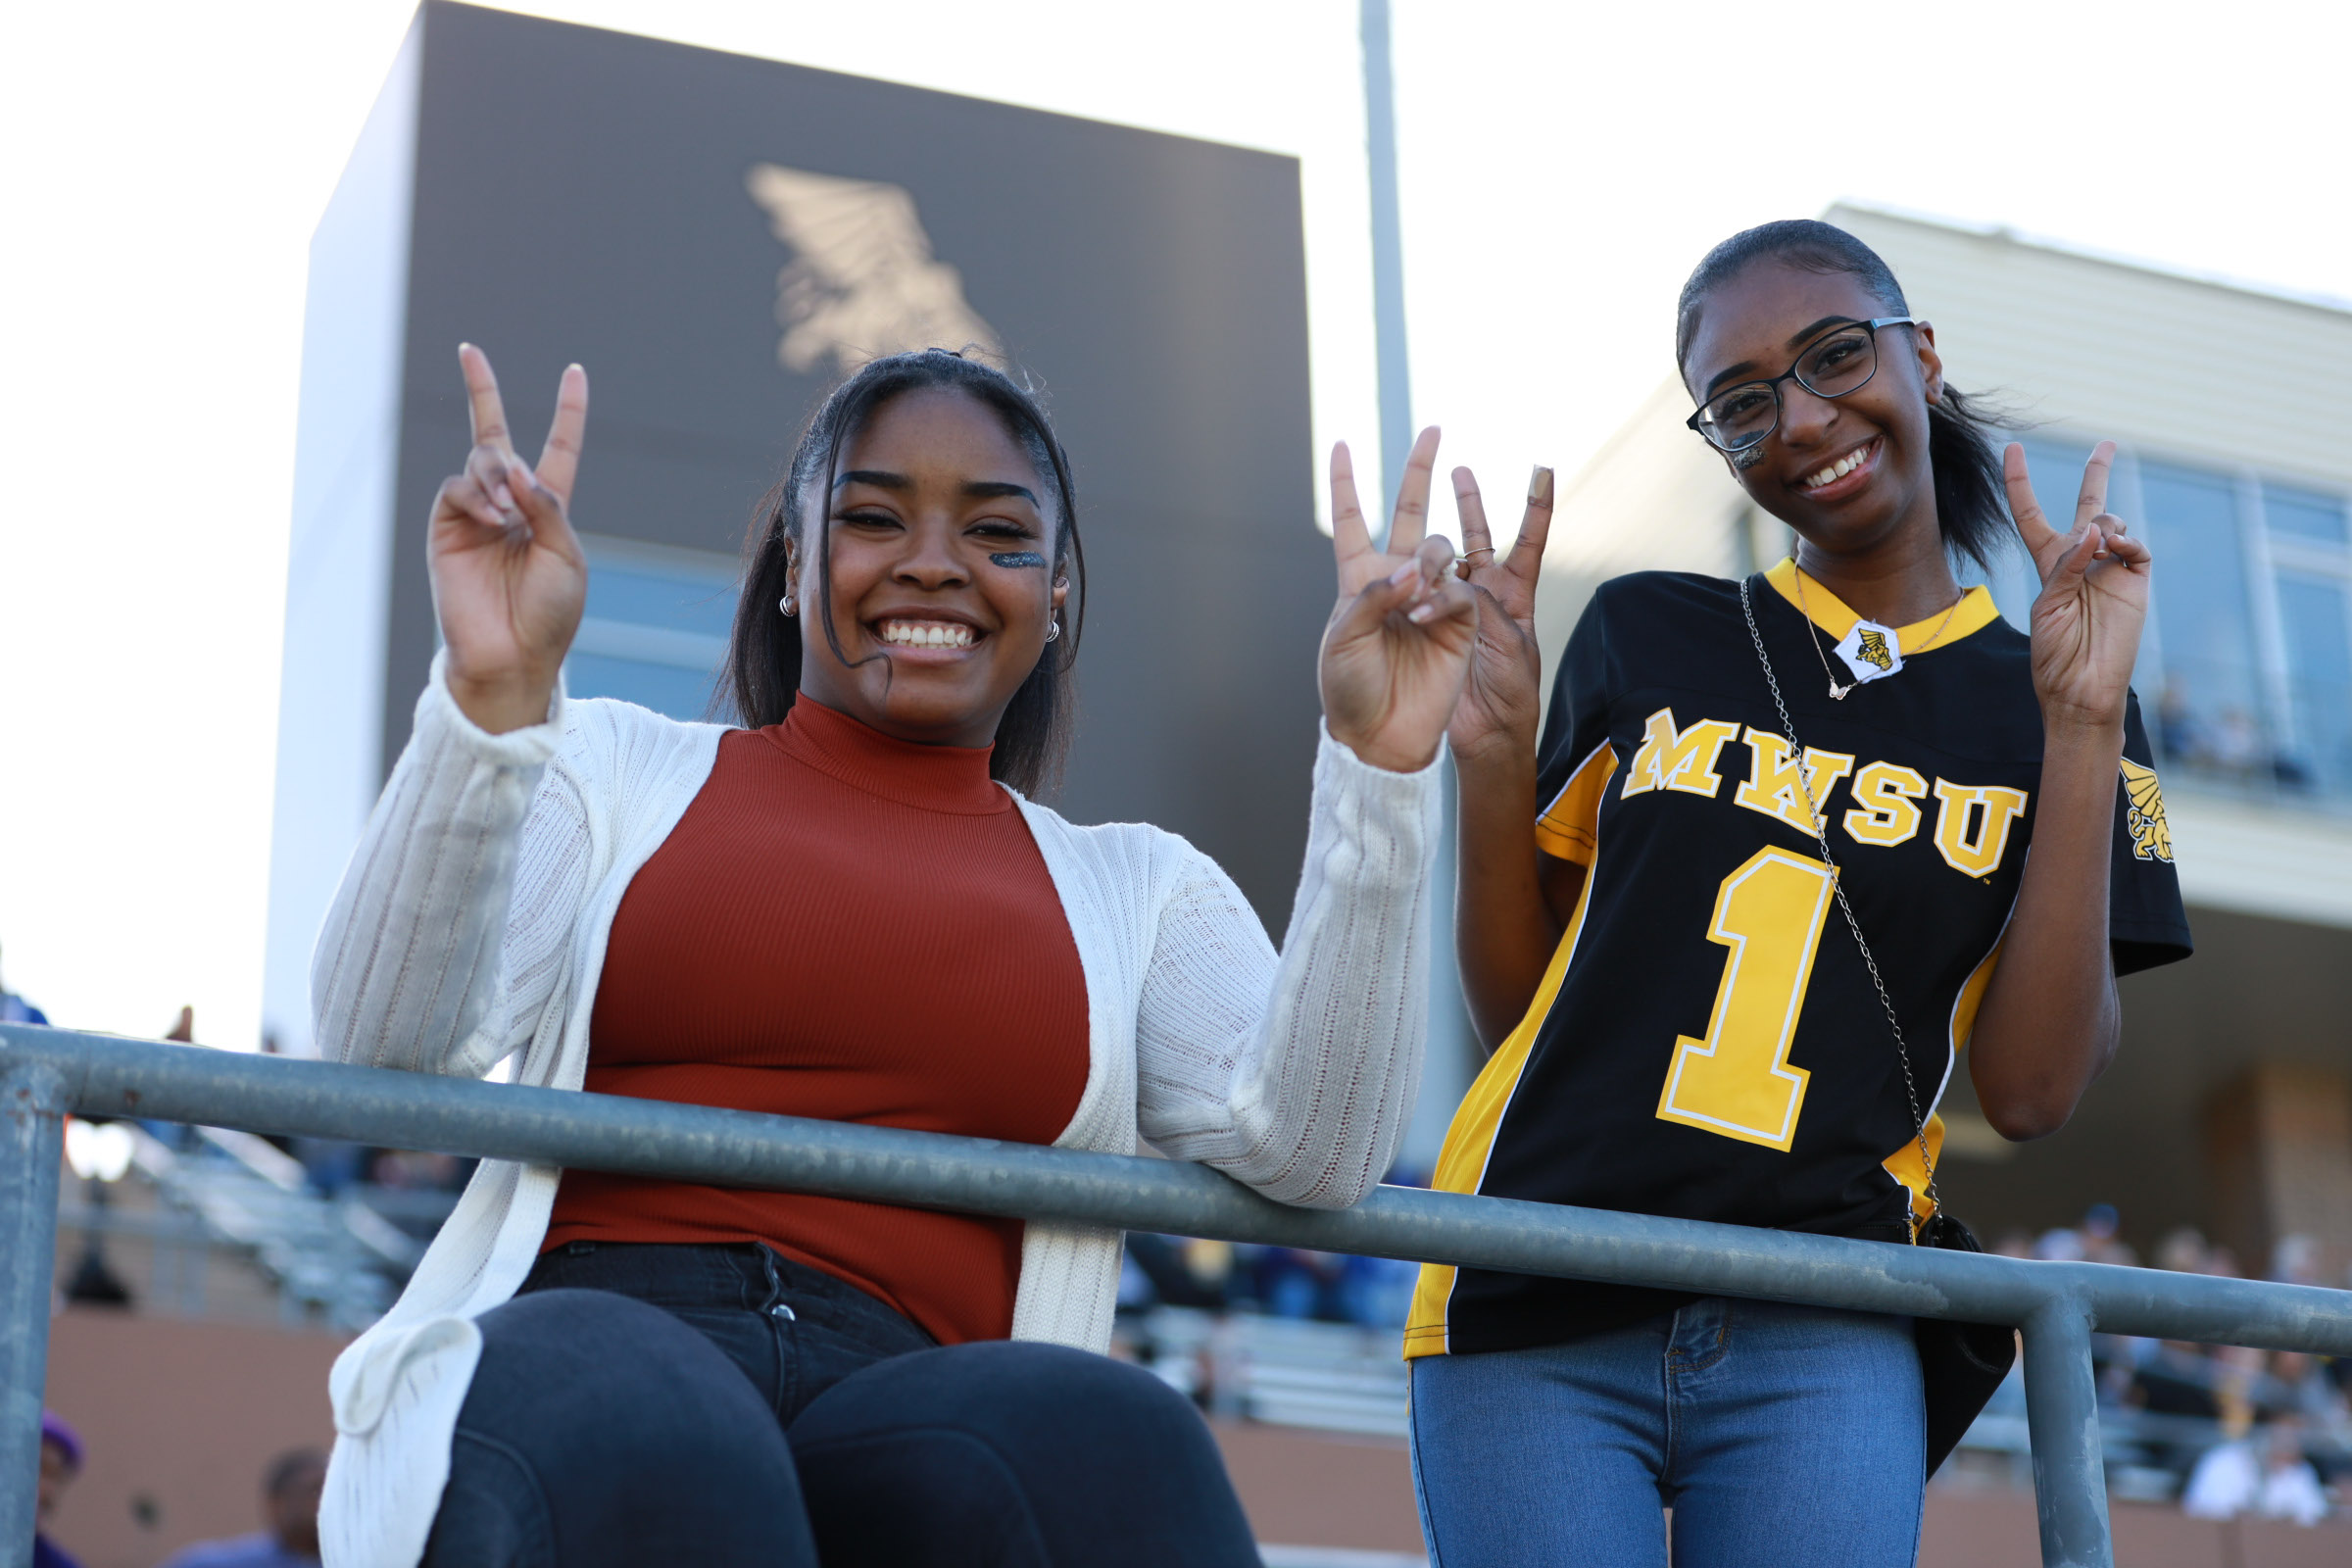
left=745, top=163, right=1004, bottom=376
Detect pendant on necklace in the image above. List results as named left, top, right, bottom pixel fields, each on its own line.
left=1828, top=680, right=1852, bottom=701
left=1831, top=619, right=1905, bottom=689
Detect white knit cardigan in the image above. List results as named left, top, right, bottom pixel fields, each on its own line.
left=311, top=659, right=1440, bottom=1568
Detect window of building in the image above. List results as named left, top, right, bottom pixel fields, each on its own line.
left=566, top=535, right=738, bottom=722
left=1986, top=443, right=2352, bottom=808
left=1761, top=436, right=2352, bottom=808
left=2276, top=568, right=2352, bottom=798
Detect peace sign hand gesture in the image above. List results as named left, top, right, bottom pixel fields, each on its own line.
left=429, top=344, right=591, bottom=735
left=1445, top=463, right=1555, bottom=763
left=2003, top=440, right=2153, bottom=734
left=1320, top=427, right=1480, bottom=773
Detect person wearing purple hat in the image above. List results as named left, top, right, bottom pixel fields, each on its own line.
left=35, top=1411, right=86, bottom=1568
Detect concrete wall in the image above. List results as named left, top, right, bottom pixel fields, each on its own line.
left=34, top=1312, right=2352, bottom=1566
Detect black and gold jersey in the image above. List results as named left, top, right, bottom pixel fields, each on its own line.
left=1404, top=561, right=2191, bottom=1359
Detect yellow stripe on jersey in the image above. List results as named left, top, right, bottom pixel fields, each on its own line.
left=1882, top=1113, right=1948, bottom=1239
left=1535, top=743, right=1617, bottom=863
left=1882, top=937, right=2002, bottom=1234
left=1403, top=858, right=1602, bottom=1359
left=1762, top=557, right=2002, bottom=653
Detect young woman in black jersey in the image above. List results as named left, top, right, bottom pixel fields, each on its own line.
left=1408, top=220, right=2190, bottom=1566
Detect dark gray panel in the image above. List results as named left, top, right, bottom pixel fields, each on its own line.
left=383, top=2, right=1324, bottom=924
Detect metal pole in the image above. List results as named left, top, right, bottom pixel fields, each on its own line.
left=2022, top=1296, right=2112, bottom=1568
left=0, top=1060, right=66, bottom=1568
left=1359, top=0, right=1412, bottom=521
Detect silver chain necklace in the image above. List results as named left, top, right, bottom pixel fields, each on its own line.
left=1740, top=575, right=1943, bottom=1226
left=1790, top=565, right=1965, bottom=702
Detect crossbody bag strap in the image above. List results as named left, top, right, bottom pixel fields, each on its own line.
left=1738, top=575, right=1944, bottom=1230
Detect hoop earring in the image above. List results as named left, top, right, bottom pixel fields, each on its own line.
left=1045, top=617, right=1060, bottom=644
left=778, top=593, right=797, bottom=617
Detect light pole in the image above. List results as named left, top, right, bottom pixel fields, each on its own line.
left=1361, top=0, right=1473, bottom=1175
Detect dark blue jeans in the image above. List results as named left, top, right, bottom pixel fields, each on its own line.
left=421, top=1242, right=1259, bottom=1567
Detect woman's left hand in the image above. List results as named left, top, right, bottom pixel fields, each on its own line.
left=2005, top=440, right=2153, bottom=732
left=1320, top=427, right=1479, bottom=772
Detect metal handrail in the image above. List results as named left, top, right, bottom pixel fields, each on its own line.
left=7, top=1026, right=2350, bottom=1568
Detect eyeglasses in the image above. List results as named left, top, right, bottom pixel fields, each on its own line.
left=1686, top=318, right=1920, bottom=454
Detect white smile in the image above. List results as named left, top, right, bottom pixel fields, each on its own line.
left=878, top=619, right=975, bottom=649
left=1802, top=439, right=1877, bottom=492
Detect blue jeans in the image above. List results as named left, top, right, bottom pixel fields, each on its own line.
left=422, top=1242, right=1257, bottom=1568
left=1408, top=1298, right=1924, bottom=1568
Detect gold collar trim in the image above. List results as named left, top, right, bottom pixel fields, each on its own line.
left=1761, top=558, right=2001, bottom=655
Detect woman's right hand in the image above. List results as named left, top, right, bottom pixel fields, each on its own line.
left=429, top=344, right=591, bottom=734
left=1445, top=464, right=1553, bottom=765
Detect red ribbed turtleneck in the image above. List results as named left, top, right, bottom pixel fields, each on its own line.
left=546, top=697, right=1090, bottom=1346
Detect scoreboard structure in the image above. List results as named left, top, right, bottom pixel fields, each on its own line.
left=264, top=2, right=1326, bottom=1054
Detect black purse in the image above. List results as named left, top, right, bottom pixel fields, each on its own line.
left=1914, top=1212, right=2020, bottom=1475
left=1737, top=576, right=2017, bottom=1478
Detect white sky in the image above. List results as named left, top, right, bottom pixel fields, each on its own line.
left=2, top=0, right=2345, bottom=1049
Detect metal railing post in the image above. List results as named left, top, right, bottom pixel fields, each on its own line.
left=0, top=1059, right=67, bottom=1568
left=2022, top=1295, right=2112, bottom=1568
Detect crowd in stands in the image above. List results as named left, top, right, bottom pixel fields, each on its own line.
left=1118, top=1234, right=1420, bottom=1331
left=1107, top=1197, right=2352, bottom=1527
left=35, top=1414, right=324, bottom=1568
left=1992, top=1205, right=2349, bottom=1524
left=1116, top=1168, right=1431, bottom=1333
left=0, top=942, right=50, bottom=1026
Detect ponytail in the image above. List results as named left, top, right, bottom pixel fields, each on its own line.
left=1925, top=385, right=2011, bottom=573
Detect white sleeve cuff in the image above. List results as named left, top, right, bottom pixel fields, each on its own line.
left=417, top=650, right=568, bottom=768
left=1315, top=719, right=1447, bottom=794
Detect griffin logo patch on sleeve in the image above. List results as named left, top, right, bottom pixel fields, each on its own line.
left=2120, top=758, right=2174, bottom=862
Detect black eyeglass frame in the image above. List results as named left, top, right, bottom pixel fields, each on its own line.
left=1684, top=317, right=1923, bottom=454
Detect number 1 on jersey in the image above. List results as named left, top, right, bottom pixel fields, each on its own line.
left=1655, top=847, right=1837, bottom=1152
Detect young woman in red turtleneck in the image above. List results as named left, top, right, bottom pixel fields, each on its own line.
left=315, top=345, right=1478, bottom=1568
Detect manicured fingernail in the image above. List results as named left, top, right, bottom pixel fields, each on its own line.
left=1530, top=466, right=1554, bottom=504
left=1389, top=562, right=1419, bottom=586
left=508, top=457, right=535, bottom=487
left=493, top=484, right=516, bottom=511
left=1408, top=602, right=1438, bottom=623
